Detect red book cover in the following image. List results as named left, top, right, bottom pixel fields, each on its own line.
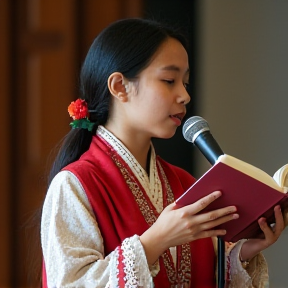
left=175, top=155, right=288, bottom=242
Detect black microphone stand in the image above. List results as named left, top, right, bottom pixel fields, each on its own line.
left=194, top=132, right=226, bottom=288
left=218, top=237, right=225, bottom=288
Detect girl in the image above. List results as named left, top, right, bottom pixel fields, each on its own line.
left=41, top=18, right=284, bottom=287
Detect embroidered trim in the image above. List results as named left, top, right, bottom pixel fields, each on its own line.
left=157, top=160, right=192, bottom=284
left=162, top=252, right=177, bottom=283
left=112, top=236, right=154, bottom=288
left=111, top=151, right=192, bottom=285
left=226, top=254, right=231, bottom=283
left=96, top=127, right=192, bottom=285
left=97, top=125, right=163, bottom=213
left=111, top=153, right=157, bottom=226
left=156, top=160, right=174, bottom=206
left=108, top=248, right=120, bottom=288
left=122, top=238, right=138, bottom=287
left=177, top=243, right=192, bottom=284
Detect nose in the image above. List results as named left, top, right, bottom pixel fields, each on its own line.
left=177, top=85, right=191, bottom=105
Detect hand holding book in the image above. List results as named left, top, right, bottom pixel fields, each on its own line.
left=181, top=116, right=286, bottom=286
left=240, top=204, right=284, bottom=263
left=176, top=154, right=288, bottom=242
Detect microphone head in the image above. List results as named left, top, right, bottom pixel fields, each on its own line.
left=182, top=116, right=210, bottom=143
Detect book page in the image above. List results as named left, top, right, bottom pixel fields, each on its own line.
left=217, top=154, right=286, bottom=192
left=273, top=164, right=288, bottom=193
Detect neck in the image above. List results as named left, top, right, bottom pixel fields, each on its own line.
left=104, top=123, right=151, bottom=171
left=128, top=141, right=151, bottom=172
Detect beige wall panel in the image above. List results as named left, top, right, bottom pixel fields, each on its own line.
left=197, top=1, right=288, bottom=287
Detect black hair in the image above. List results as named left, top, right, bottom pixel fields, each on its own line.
left=48, top=18, right=188, bottom=185
left=23, top=18, right=189, bottom=286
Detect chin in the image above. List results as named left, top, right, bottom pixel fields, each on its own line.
left=156, top=129, right=177, bottom=140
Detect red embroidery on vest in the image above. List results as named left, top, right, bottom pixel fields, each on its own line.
left=104, top=139, right=192, bottom=285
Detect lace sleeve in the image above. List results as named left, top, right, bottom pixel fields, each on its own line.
left=106, top=235, right=154, bottom=287
left=41, top=171, right=154, bottom=288
left=227, top=240, right=269, bottom=288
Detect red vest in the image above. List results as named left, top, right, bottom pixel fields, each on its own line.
left=43, top=135, right=216, bottom=287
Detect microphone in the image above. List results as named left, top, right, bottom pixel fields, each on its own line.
left=182, top=116, right=225, bottom=288
left=182, top=116, right=224, bottom=165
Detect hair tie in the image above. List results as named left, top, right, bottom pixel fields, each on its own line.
left=68, top=99, right=96, bottom=132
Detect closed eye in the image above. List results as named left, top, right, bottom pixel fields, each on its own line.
left=163, top=79, right=175, bottom=85
left=183, top=82, right=190, bottom=90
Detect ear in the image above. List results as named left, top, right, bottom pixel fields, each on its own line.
left=107, top=72, right=128, bottom=102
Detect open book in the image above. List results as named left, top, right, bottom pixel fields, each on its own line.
left=175, top=154, right=288, bottom=242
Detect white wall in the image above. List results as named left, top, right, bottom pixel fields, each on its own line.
left=197, top=1, right=288, bottom=287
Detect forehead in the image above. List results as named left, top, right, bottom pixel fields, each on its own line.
left=146, top=37, right=189, bottom=71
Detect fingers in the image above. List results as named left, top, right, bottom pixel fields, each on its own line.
left=273, top=205, right=285, bottom=236
left=177, top=205, right=238, bottom=240
left=258, top=217, right=270, bottom=234
left=183, top=207, right=238, bottom=238
left=180, top=190, right=238, bottom=224
left=258, top=205, right=285, bottom=247
left=181, top=191, right=222, bottom=215
left=174, top=191, right=239, bottom=236
left=186, top=228, right=227, bottom=241
left=198, top=209, right=239, bottom=230
left=236, top=207, right=285, bottom=261
left=159, top=191, right=240, bottom=246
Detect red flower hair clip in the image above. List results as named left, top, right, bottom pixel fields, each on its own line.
left=68, top=99, right=95, bottom=131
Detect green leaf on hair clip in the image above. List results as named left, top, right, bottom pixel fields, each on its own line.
left=70, top=118, right=95, bottom=132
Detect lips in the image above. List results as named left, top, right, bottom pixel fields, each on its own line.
left=169, top=112, right=185, bottom=126
left=170, top=112, right=185, bottom=121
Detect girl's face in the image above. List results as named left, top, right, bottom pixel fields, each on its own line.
left=120, top=37, right=191, bottom=140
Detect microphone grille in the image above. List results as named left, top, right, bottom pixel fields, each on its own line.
left=182, top=116, right=210, bottom=143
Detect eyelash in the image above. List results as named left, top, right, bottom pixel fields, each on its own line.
left=164, top=79, right=174, bottom=84
left=164, top=80, right=189, bottom=90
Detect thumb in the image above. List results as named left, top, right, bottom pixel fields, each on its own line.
left=165, top=202, right=178, bottom=211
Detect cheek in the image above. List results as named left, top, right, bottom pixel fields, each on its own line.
left=133, top=85, right=170, bottom=116
left=142, top=97, right=165, bottom=117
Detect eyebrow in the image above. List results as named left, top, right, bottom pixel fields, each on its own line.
left=160, top=65, right=190, bottom=75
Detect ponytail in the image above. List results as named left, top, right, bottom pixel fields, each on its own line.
left=48, top=126, right=97, bottom=186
